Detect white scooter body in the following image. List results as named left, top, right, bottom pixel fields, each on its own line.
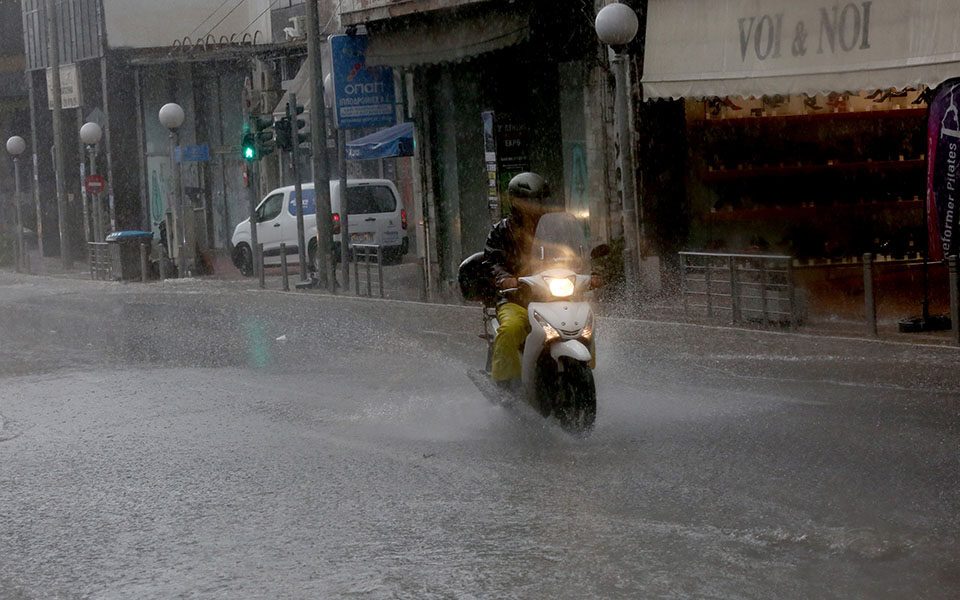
left=521, top=301, right=592, bottom=387
left=517, top=269, right=595, bottom=399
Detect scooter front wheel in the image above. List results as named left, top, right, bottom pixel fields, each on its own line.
left=547, top=359, right=597, bottom=434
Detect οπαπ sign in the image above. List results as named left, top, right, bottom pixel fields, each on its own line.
left=330, top=34, right=396, bottom=130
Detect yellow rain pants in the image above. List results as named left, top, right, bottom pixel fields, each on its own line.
left=491, top=302, right=529, bottom=382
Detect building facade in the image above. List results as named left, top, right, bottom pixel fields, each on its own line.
left=1, top=0, right=30, bottom=261
left=339, top=0, right=628, bottom=294
left=19, top=0, right=303, bottom=267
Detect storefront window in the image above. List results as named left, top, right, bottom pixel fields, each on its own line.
left=686, top=88, right=927, bottom=263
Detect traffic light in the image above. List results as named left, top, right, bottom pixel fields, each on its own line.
left=252, top=115, right=276, bottom=158
left=292, top=103, right=308, bottom=147
left=240, top=115, right=277, bottom=161
left=240, top=123, right=256, bottom=161
left=275, top=116, right=292, bottom=152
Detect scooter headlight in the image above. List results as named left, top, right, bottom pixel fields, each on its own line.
left=533, top=311, right=561, bottom=343
left=546, top=276, right=575, bottom=298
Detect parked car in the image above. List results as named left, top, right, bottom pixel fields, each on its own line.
left=231, top=179, right=408, bottom=276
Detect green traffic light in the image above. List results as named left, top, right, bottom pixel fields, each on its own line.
left=244, top=146, right=255, bottom=160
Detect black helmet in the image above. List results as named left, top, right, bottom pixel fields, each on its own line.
left=507, top=172, right=550, bottom=200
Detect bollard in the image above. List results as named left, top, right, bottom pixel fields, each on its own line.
left=366, top=250, right=373, bottom=297
left=354, top=250, right=360, bottom=295
left=377, top=246, right=384, bottom=299
left=863, top=253, right=878, bottom=337
left=280, top=243, right=290, bottom=291
left=140, top=243, right=149, bottom=283
left=158, top=246, right=168, bottom=281
left=949, top=256, right=959, bottom=346
left=258, top=243, right=265, bottom=289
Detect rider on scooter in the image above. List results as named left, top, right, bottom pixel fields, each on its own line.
left=483, top=172, right=551, bottom=388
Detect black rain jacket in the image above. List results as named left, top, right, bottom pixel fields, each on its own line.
left=481, top=216, right=536, bottom=287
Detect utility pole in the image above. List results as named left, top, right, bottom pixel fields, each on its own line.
left=242, top=78, right=261, bottom=282
left=305, top=0, right=335, bottom=291
left=26, top=75, right=45, bottom=264
left=338, top=128, right=350, bottom=291
left=95, top=0, right=116, bottom=232
left=46, top=0, right=70, bottom=268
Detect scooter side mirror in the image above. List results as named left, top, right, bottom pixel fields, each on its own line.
left=590, top=244, right=611, bottom=260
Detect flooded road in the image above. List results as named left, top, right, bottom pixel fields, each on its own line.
left=0, top=273, right=957, bottom=599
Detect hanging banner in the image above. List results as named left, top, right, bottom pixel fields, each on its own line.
left=927, top=80, right=960, bottom=261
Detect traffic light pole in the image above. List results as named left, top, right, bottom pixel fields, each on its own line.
left=289, top=93, right=308, bottom=282
left=248, top=157, right=261, bottom=282
left=241, top=100, right=261, bottom=282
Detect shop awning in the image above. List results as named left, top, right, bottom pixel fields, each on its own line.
left=642, top=0, right=960, bottom=99
left=364, top=9, right=528, bottom=67
left=345, top=122, right=415, bottom=160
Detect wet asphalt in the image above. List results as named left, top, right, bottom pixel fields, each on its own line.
left=0, top=272, right=958, bottom=599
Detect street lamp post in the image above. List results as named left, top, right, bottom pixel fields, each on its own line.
left=6, top=136, right=26, bottom=272
left=79, top=122, right=103, bottom=241
left=596, top=2, right=641, bottom=294
left=159, top=102, right=187, bottom=277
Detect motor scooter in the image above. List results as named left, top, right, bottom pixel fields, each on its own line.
left=459, top=212, right=608, bottom=433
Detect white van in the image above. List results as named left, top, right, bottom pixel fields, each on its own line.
left=230, top=179, right=408, bottom=275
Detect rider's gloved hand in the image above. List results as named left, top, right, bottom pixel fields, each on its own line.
left=499, top=277, right=519, bottom=290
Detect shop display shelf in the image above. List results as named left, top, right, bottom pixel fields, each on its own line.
left=702, top=200, right=923, bottom=223
left=701, top=159, right=925, bottom=183
left=693, top=107, right=927, bottom=130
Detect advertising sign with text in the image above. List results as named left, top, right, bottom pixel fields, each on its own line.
left=927, top=80, right=960, bottom=261
left=330, top=34, right=396, bottom=130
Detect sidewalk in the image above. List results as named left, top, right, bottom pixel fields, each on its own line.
left=6, top=253, right=959, bottom=349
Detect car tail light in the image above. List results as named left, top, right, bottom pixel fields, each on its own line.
left=332, top=212, right=341, bottom=235
left=401, top=209, right=408, bottom=230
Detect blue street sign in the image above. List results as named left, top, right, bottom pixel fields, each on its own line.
left=175, top=144, right=211, bottom=163
left=330, top=34, right=396, bottom=130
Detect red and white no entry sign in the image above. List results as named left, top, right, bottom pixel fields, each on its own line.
left=84, top=174, right=106, bottom=194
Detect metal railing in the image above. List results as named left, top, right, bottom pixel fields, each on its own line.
left=352, top=244, right=384, bottom=298
left=679, top=251, right=798, bottom=326
left=88, top=242, right=112, bottom=281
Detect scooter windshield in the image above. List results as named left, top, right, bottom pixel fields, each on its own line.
left=531, top=212, right=589, bottom=273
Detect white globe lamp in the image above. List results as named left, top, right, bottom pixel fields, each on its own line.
left=159, top=102, right=185, bottom=130
left=80, top=122, right=103, bottom=146
left=6, top=135, right=26, bottom=156
left=595, top=3, right=639, bottom=47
